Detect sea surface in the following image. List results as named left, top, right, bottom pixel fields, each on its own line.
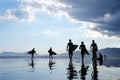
left=0, top=58, right=120, bottom=80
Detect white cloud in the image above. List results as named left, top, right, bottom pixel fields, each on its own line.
left=0, top=9, right=17, bottom=21
left=0, top=0, right=70, bottom=22
left=42, top=29, right=60, bottom=36
left=77, top=22, right=105, bottom=38
left=0, top=0, right=119, bottom=38
left=104, top=12, right=112, bottom=22
left=77, top=22, right=119, bottom=39
left=0, top=7, right=36, bottom=22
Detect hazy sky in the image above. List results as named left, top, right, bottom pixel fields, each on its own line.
left=0, top=0, right=120, bottom=54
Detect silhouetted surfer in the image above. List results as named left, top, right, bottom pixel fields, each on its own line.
left=79, top=41, right=89, bottom=64
left=48, top=47, right=57, bottom=60
left=28, top=48, right=36, bottom=60
left=90, top=40, right=98, bottom=60
left=66, top=39, right=74, bottom=61
left=48, top=47, right=53, bottom=60
left=97, top=53, right=103, bottom=65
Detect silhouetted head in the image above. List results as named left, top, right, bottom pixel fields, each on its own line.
left=33, top=48, right=35, bottom=50
left=92, top=40, right=95, bottom=43
left=81, top=41, right=84, bottom=45
left=69, top=39, right=72, bottom=42
left=50, top=47, right=52, bottom=49
left=99, top=53, right=101, bottom=55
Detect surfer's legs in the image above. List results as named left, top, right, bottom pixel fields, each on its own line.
left=92, top=52, right=97, bottom=60
left=92, top=52, right=97, bottom=67
left=82, top=55, right=84, bottom=64
left=49, top=55, right=53, bottom=60
left=51, top=55, right=53, bottom=60
left=69, top=51, right=73, bottom=61
left=81, top=53, right=85, bottom=64
left=49, top=55, right=50, bottom=58
left=31, top=54, right=34, bottom=60
left=68, top=53, right=71, bottom=61
left=71, top=53, right=73, bottom=61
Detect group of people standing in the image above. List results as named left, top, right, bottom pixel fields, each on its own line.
left=67, top=39, right=103, bottom=64
left=66, top=39, right=102, bottom=80
left=27, top=39, right=103, bottom=80
left=28, top=39, right=103, bottom=65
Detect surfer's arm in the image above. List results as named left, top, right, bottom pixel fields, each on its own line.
left=90, top=44, right=92, bottom=51
left=66, top=44, right=69, bottom=51
left=79, top=45, right=81, bottom=50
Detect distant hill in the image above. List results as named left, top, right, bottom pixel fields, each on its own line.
left=0, top=48, right=120, bottom=58
left=0, top=52, right=40, bottom=58
left=0, top=48, right=119, bottom=67
left=57, top=51, right=89, bottom=58
left=57, top=48, right=120, bottom=67
left=99, top=48, right=120, bottom=58
left=57, top=48, right=120, bottom=58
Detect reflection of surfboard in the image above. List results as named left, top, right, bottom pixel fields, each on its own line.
left=48, top=50, right=57, bottom=55
left=72, top=45, right=78, bottom=51
left=49, top=62, right=56, bottom=65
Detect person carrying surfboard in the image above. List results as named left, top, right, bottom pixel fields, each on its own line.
left=66, top=39, right=74, bottom=61
left=48, top=47, right=57, bottom=60
left=48, top=47, right=53, bottom=60
left=79, top=41, right=89, bottom=64
left=90, top=40, right=98, bottom=60
left=28, top=48, right=36, bottom=60
left=97, top=53, right=103, bottom=65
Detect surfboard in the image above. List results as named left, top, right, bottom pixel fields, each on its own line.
left=72, top=45, right=78, bottom=51
left=48, top=50, right=57, bottom=55
left=28, top=50, right=36, bottom=54
left=85, top=49, right=89, bottom=55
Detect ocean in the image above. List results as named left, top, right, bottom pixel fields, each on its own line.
left=0, top=58, right=120, bottom=80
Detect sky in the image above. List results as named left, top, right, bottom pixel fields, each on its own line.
left=0, top=0, right=120, bottom=54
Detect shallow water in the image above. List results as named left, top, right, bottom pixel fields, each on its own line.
left=0, top=58, right=120, bottom=80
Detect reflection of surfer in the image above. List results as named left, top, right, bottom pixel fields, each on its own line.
left=79, top=41, right=89, bottom=64
left=30, top=59, right=34, bottom=69
left=79, top=63, right=89, bottom=80
left=91, top=58, right=98, bottom=80
left=48, top=59, right=56, bottom=70
left=28, top=48, right=36, bottom=60
left=66, top=39, right=74, bottom=61
left=28, top=59, right=35, bottom=72
left=67, top=60, right=78, bottom=80
left=48, top=47, right=57, bottom=60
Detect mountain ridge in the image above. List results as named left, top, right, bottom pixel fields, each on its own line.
left=0, top=47, right=120, bottom=58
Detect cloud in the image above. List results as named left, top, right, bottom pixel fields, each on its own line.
left=0, top=0, right=69, bottom=22
left=0, top=9, right=32, bottom=22
left=58, top=0, right=120, bottom=37
left=0, top=0, right=120, bottom=37
left=22, top=0, right=120, bottom=37
left=0, top=9, right=35, bottom=22
left=42, top=29, right=61, bottom=36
